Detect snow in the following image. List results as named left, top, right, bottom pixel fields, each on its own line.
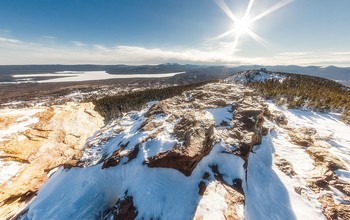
left=268, top=122, right=315, bottom=177
left=226, top=70, right=285, bottom=83
left=244, top=136, right=296, bottom=220
left=206, top=106, right=233, bottom=127
left=0, top=108, right=44, bottom=142
left=0, top=158, right=23, bottom=184
left=20, top=101, right=246, bottom=220
left=263, top=102, right=350, bottom=219
left=21, top=141, right=245, bottom=219
left=194, top=181, right=229, bottom=220
left=335, top=169, right=350, bottom=182
left=12, top=71, right=185, bottom=83
left=267, top=102, right=350, bottom=171
left=245, top=135, right=325, bottom=220
left=16, top=99, right=350, bottom=219
left=0, top=108, right=44, bottom=185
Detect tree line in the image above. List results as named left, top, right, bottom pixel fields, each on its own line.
left=92, top=81, right=217, bottom=122
left=248, top=73, right=350, bottom=124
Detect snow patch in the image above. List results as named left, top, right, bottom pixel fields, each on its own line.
left=268, top=102, right=350, bottom=171
left=245, top=135, right=325, bottom=220
left=21, top=141, right=245, bottom=220
left=194, top=181, right=229, bottom=220
left=0, top=158, right=23, bottom=184
left=206, top=106, right=233, bottom=127
left=0, top=108, right=44, bottom=142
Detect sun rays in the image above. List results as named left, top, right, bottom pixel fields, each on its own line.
left=213, top=0, right=293, bottom=53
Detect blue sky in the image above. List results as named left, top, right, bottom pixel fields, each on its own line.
left=0, top=0, right=350, bottom=66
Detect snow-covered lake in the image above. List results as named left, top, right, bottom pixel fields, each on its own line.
left=12, top=71, right=185, bottom=83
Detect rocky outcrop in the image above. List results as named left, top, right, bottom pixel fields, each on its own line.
left=231, top=105, right=265, bottom=158
left=106, top=195, right=138, bottom=220
left=194, top=180, right=244, bottom=220
left=143, top=83, right=267, bottom=176
left=225, top=68, right=285, bottom=84
left=274, top=154, right=296, bottom=176
left=92, top=83, right=266, bottom=218
left=266, top=107, right=350, bottom=220
left=319, top=194, right=350, bottom=220
left=9, top=81, right=328, bottom=219
left=0, top=102, right=103, bottom=219
left=147, top=110, right=215, bottom=176
left=288, top=127, right=319, bottom=147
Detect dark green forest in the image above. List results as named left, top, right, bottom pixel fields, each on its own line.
left=248, top=73, right=350, bottom=124
left=92, top=81, right=217, bottom=122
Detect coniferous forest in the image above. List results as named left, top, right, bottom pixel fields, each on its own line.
left=248, top=73, right=350, bottom=124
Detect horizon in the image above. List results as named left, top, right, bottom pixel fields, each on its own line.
left=0, top=63, right=349, bottom=69
left=1, top=0, right=350, bottom=66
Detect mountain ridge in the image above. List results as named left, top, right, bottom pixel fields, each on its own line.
left=0, top=70, right=349, bottom=219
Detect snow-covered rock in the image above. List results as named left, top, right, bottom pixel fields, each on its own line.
left=225, top=68, right=285, bottom=83
left=0, top=102, right=104, bottom=219
left=1, top=81, right=350, bottom=220
left=14, top=83, right=267, bottom=219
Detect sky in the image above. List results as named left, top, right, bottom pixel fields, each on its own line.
left=0, top=0, right=350, bottom=66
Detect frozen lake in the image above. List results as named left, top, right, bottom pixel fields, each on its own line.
left=12, top=71, right=185, bottom=83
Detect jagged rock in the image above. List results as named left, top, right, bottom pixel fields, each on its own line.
left=225, top=69, right=284, bottom=84
left=106, top=195, right=138, bottom=220
left=5, top=82, right=308, bottom=219
left=194, top=181, right=244, bottom=220
left=198, top=181, right=207, bottom=196
left=319, top=194, right=350, bottom=220
left=231, top=106, right=265, bottom=158
left=294, top=186, right=303, bottom=195
left=306, top=147, right=347, bottom=171
left=223, top=185, right=245, bottom=220
left=102, top=145, right=140, bottom=169
left=274, top=154, right=296, bottom=176
left=273, top=111, right=288, bottom=126
left=288, top=127, right=319, bottom=147
left=0, top=102, right=104, bottom=219
left=147, top=110, right=215, bottom=176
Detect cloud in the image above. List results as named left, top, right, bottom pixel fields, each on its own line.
left=0, top=29, right=11, bottom=33
left=70, top=41, right=87, bottom=47
left=277, top=52, right=312, bottom=56
left=261, top=50, right=350, bottom=67
left=0, top=36, right=349, bottom=67
left=332, top=51, right=350, bottom=55
left=93, top=44, right=114, bottom=52
left=41, top=35, right=56, bottom=40
left=0, top=37, right=23, bottom=47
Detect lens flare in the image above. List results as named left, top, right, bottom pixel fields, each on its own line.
left=213, top=0, right=292, bottom=53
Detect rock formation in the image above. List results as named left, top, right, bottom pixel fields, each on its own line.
left=0, top=102, right=103, bottom=219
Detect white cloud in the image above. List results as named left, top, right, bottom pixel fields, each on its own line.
left=332, top=51, right=350, bottom=55
left=41, top=35, right=56, bottom=40
left=0, top=37, right=23, bottom=47
left=70, top=40, right=87, bottom=47
left=0, top=29, right=11, bottom=33
left=0, top=36, right=349, bottom=67
left=260, top=50, right=350, bottom=67
left=93, top=44, right=114, bottom=52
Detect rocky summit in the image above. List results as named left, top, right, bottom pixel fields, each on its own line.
left=1, top=77, right=350, bottom=220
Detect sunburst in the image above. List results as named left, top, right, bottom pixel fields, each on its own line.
left=213, top=0, right=293, bottom=52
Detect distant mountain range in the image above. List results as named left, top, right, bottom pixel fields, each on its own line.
left=0, top=63, right=349, bottom=86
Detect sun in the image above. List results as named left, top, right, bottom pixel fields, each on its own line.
left=234, top=17, right=252, bottom=36
left=213, top=0, right=293, bottom=52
